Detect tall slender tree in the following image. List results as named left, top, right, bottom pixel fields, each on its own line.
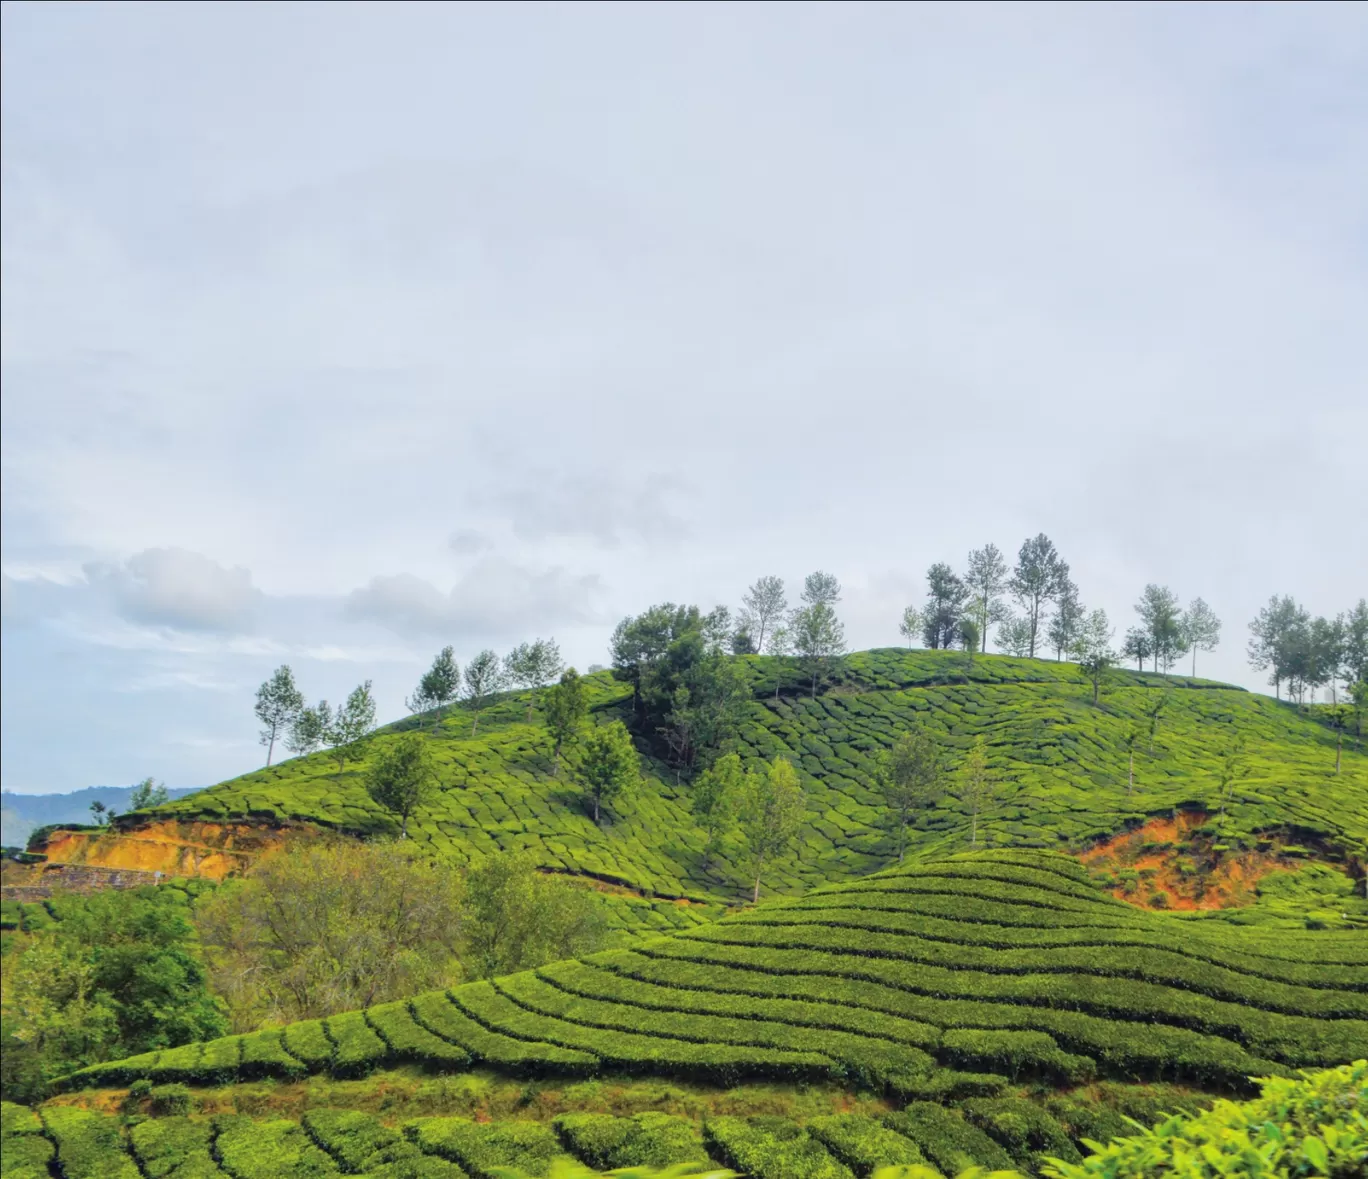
left=739, top=757, right=806, bottom=903
left=956, top=737, right=998, bottom=846
left=766, top=625, right=791, bottom=701
left=1122, top=627, right=1153, bottom=672
left=1009, top=534, right=1069, bottom=658
left=464, top=649, right=506, bottom=735
left=690, top=752, right=744, bottom=872
left=326, top=681, right=378, bottom=774
left=1136, top=585, right=1187, bottom=674
left=1072, top=609, right=1116, bottom=706
left=965, top=544, right=1009, bottom=654
left=739, top=576, right=787, bottom=655
left=543, top=668, right=587, bottom=776
left=898, top=605, right=923, bottom=649
left=286, top=700, right=332, bottom=757
left=791, top=601, right=846, bottom=697
left=1247, top=594, right=1307, bottom=701
left=876, top=727, right=944, bottom=863
left=408, top=647, right=459, bottom=730
left=1047, top=580, right=1085, bottom=661
left=255, top=665, right=304, bottom=767
left=504, top=638, right=565, bottom=722
left=1181, top=598, right=1222, bottom=677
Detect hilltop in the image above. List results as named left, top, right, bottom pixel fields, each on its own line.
left=35, top=649, right=1368, bottom=907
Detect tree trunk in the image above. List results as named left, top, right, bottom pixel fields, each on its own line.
left=970, top=811, right=977, bottom=846
left=1192, top=648, right=1197, bottom=677
left=472, top=710, right=480, bottom=736
left=898, top=821, right=906, bottom=864
left=266, top=727, right=276, bottom=767
left=592, top=793, right=600, bottom=824
left=753, top=855, right=764, bottom=904
left=1128, top=749, right=1134, bottom=794
left=401, top=813, right=409, bottom=838
left=526, top=699, right=534, bottom=724
left=1336, top=730, right=1342, bottom=774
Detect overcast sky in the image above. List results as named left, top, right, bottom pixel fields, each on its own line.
left=2, top=1, right=1365, bottom=795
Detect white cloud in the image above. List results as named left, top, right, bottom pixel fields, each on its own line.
left=345, top=558, right=605, bottom=639
left=85, top=547, right=259, bottom=633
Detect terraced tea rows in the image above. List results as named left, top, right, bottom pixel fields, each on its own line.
left=14, top=1065, right=1365, bottom=1178
left=135, top=650, right=1367, bottom=901
left=65, top=852, right=1368, bottom=1100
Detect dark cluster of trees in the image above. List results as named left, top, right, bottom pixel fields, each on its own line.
left=1248, top=597, right=1367, bottom=706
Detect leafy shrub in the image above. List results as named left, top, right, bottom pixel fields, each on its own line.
left=1041, top=1059, right=1368, bottom=1178
left=807, top=1113, right=930, bottom=1173
left=553, top=1112, right=709, bottom=1169
left=214, top=1113, right=340, bottom=1177
left=408, top=1115, right=571, bottom=1178
left=884, top=1103, right=1016, bottom=1175
left=148, top=1082, right=192, bottom=1116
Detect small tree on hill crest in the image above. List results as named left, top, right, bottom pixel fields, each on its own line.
left=128, top=777, right=169, bottom=811
left=464, top=649, right=505, bottom=735
left=504, top=638, right=565, bottom=723
left=255, top=665, right=304, bottom=767
left=1071, top=609, right=1116, bottom=706
left=326, top=680, right=378, bottom=775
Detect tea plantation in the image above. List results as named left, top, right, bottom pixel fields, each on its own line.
left=61, top=852, right=1368, bottom=1101
left=142, top=650, right=1368, bottom=903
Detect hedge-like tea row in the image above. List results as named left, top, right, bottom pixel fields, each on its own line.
left=408, top=1115, right=570, bottom=1178
left=702, top=1116, right=856, bottom=1179
left=553, top=1113, right=709, bottom=1170
left=303, top=1108, right=466, bottom=1177
left=1, top=1102, right=56, bottom=1179
left=39, top=1106, right=141, bottom=1179
left=128, top=1115, right=227, bottom=1177
left=884, top=1103, right=1017, bottom=1175
left=806, top=1113, right=931, bottom=1173
left=214, top=1114, right=340, bottom=1178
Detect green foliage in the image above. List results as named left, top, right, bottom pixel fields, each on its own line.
left=580, top=722, right=641, bottom=824
left=738, top=758, right=806, bottom=903
left=366, top=732, right=440, bottom=837
left=877, top=727, right=945, bottom=863
left=807, top=1112, right=931, bottom=1173
left=462, top=850, right=608, bottom=980
left=545, top=668, right=589, bottom=776
left=193, top=838, right=465, bottom=1028
left=690, top=754, right=744, bottom=872
left=553, top=1112, right=708, bottom=1169
left=255, top=664, right=304, bottom=767
left=1041, top=1059, right=1368, bottom=1178
left=885, top=1102, right=1017, bottom=1175
left=128, top=777, right=170, bottom=811
left=1, top=886, right=225, bottom=1101
left=41, top=1105, right=142, bottom=1179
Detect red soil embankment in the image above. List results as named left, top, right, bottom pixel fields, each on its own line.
left=32, top=819, right=319, bottom=881
left=1077, top=812, right=1289, bottom=911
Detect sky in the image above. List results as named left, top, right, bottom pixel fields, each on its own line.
left=2, top=1, right=1365, bottom=794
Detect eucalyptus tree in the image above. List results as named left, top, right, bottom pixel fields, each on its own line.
left=791, top=601, right=846, bottom=697
left=1072, top=609, right=1116, bottom=705
left=965, top=543, right=1009, bottom=653
left=255, top=665, right=304, bottom=766
left=877, top=727, right=944, bottom=863
left=898, top=605, right=923, bottom=649
left=408, top=646, right=459, bottom=730
left=739, top=757, right=806, bottom=903
left=1009, top=534, right=1070, bottom=658
left=464, top=649, right=506, bottom=735
left=1180, top=598, right=1222, bottom=677
left=504, top=638, right=565, bottom=722
left=543, top=668, right=587, bottom=776
left=1136, top=585, right=1187, bottom=673
left=1047, top=580, right=1085, bottom=661
left=286, top=701, right=332, bottom=756
left=739, top=576, right=787, bottom=654
left=326, top=681, right=378, bottom=774
left=366, top=734, right=438, bottom=838
left=922, top=563, right=970, bottom=649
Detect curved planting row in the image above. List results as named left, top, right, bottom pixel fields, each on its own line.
left=61, top=852, right=1367, bottom=1099
left=0, top=1096, right=1213, bottom=1179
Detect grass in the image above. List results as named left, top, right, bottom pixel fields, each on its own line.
left=60, top=850, right=1368, bottom=1101
left=134, top=650, right=1365, bottom=905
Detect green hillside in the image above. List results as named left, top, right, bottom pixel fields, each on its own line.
left=62, top=850, right=1368, bottom=1101
left=144, top=650, right=1367, bottom=901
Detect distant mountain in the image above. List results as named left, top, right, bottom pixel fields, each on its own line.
left=1, top=785, right=202, bottom=848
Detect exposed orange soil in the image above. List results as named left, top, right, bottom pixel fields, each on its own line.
left=35, top=819, right=324, bottom=881
left=1077, top=812, right=1291, bottom=910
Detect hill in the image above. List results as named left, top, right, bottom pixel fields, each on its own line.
left=39, top=650, right=1368, bottom=906
left=63, top=850, right=1368, bottom=1100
